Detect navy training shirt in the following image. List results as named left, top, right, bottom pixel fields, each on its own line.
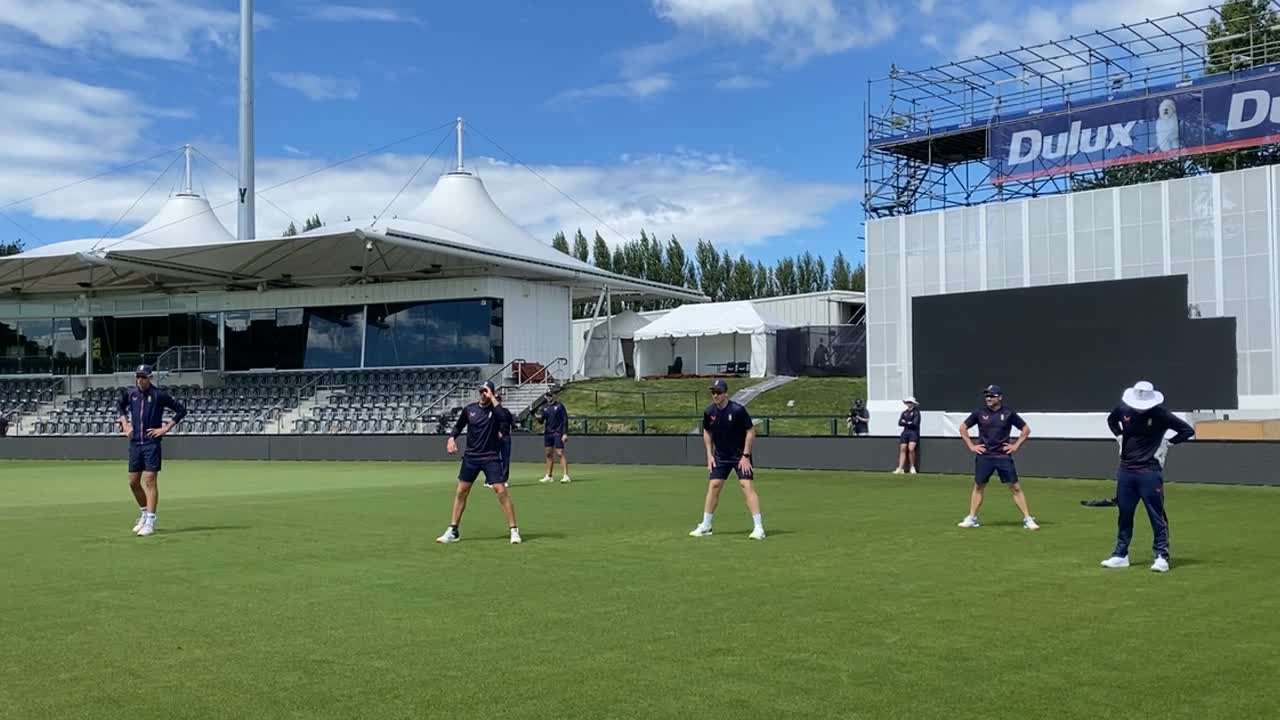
left=541, top=401, right=568, bottom=435
left=451, top=402, right=502, bottom=462
left=898, top=407, right=920, bottom=433
left=1107, top=404, right=1194, bottom=472
left=962, top=405, right=1026, bottom=456
left=703, top=400, right=753, bottom=462
left=116, top=386, right=187, bottom=445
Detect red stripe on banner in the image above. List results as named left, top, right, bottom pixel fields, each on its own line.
left=995, top=133, right=1280, bottom=184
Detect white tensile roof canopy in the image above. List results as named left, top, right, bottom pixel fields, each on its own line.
left=0, top=150, right=706, bottom=305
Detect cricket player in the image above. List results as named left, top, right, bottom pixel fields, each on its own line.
left=1100, top=381, right=1193, bottom=573
left=688, top=379, right=765, bottom=540
left=116, top=365, right=187, bottom=537
left=493, top=391, right=515, bottom=484
left=956, top=385, right=1039, bottom=530
left=537, top=386, right=571, bottom=483
left=893, top=396, right=921, bottom=474
left=437, top=381, right=521, bottom=545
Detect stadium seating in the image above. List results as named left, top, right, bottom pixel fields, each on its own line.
left=0, top=378, right=63, bottom=415
left=292, top=367, right=481, bottom=433
left=22, top=366, right=485, bottom=435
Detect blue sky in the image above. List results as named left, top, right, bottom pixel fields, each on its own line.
left=0, top=0, right=1206, bottom=266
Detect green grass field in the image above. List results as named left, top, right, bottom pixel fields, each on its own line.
left=560, top=378, right=763, bottom=434
left=745, top=377, right=868, bottom=436
left=3, top=461, right=1278, bottom=720
left=559, top=377, right=865, bottom=436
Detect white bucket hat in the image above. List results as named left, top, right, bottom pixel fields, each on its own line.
left=903, top=396, right=918, bottom=406
left=1122, top=380, right=1164, bottom=411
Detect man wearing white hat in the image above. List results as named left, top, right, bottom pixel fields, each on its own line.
left=1100, top=381, right=1194, bottom=573
left=893, top=397, right=921, bottom=474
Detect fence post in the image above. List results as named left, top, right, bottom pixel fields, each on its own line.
left=763, top=417, right=770, bottom=436
left=830, top=417, right=837, bottom=436
left=642, top=393, right=647, bottom=412
left=639, top=417, right=646, bottom=435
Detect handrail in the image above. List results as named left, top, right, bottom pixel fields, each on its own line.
left=407, top=363, right=514, bottom=424
left=153, top=345, right=208, bottom=372
left=249, top=368, right=333, bottom=426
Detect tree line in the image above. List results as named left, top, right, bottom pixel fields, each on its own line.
left=551, top=229, right=864, bottom=317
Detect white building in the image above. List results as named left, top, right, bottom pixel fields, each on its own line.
left=865, top=164, right=1280, bottom=438
left=0, top=146, right=702, bottom=380
left=570, top=290, right=865, bottom=378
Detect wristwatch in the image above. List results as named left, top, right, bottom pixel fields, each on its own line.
left=743, top=453, right=753, bottom=459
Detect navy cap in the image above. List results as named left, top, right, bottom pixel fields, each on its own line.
left=983, top=384, right=1003, bottom=396
left=479, top=380, right=496, bottom=394
left=710, top=379, right=729, bottom=393
left=135, top=364, right=154, bottom=378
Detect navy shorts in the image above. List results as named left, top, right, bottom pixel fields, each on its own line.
left=500, top=438, right=512, bottom=482
left=710, top=459, right=754, bottom=481
left=975, top=455, right=1018, bottom=485
left=128, top=443, right=162, bottom=473
left=544, top=433, right=565, bottom=450
left=459, top=458, right=506, bottom=486
left=900, top=431, right=920, bottom=444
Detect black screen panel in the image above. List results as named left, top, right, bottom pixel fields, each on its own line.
left=911, top=276, right=1237, bottom=412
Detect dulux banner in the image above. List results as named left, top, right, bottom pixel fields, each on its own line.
left=991, top=70, right=1280, bottom=182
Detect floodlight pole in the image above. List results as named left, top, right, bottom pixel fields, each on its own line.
left=182, top=144, right=193, bottom=195
left=238, top=0, right=256, bottom=240
left=456, top=116, right=465, bottom=172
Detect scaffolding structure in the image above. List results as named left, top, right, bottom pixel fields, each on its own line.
left=863, top=1, right=1280, bottom=218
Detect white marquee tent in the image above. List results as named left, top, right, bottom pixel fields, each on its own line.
left=575, top=309, right=651, bottom=378
left=632, top=300, right=790, bottom=379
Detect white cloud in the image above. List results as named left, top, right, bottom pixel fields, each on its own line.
left=943, top=0, right=1215, bottom=62
left=716, top=74, right=769, bottom=91
left=918, top=0, right=936, bottom=15
left=0, top=0, right=251, bottom=61
left=0, top=61, right=852, bottom=250
left=307, top=5, right=420, bottom=24
left=269, top=72, right=361, bottom=101
left=651, top=0, right=898, bottom=63
left=548, top=74, right=674, bottom=104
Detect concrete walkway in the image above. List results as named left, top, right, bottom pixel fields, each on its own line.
left=732, top=375, right=797, bottom=406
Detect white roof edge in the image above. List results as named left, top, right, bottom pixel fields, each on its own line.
left=376, top=227, right=707, bottom=302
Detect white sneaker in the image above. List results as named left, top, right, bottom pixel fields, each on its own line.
left=435, top=528, right=460, bottom=544
left=689, top=524, right=713, bottom=537
left=131, top=516, right=146, bottom=534
left=748, top=527, right=766, bottom=540
left=1151, top=557, right=1169, bottom=573
left=539, top=476, right=554, bottom=484
left=958, top=515, right=980, bottom=528
left=1100, top=555, right=1130, bottom=568
left=510, top=529, right=522, bottom=545
left=560, top=475, right=571, bottom=484
left=892, top=468, right=905, bottom=475
left=1023, top=517, right=1040, bottom=531
left=136, top=525, right=154, bottom=537
left=908, top=467, right=918, bottom=475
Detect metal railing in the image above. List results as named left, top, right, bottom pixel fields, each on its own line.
left=154, top=345, right=212, bottom=372
left=568, top=414, right=859, bottom=436
left=250, top=369, right=333, bottom=430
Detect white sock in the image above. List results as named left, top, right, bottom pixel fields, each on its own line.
left=144, top=512, right=156, bottom=526
left=702, top=512, right=714, bottom=527
left=752, top=513, right=763, bottom=529
left=138, top=507, right=147, bottom=516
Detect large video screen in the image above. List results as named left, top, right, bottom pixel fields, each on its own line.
left=911, top=275, right=1237, bottom=412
